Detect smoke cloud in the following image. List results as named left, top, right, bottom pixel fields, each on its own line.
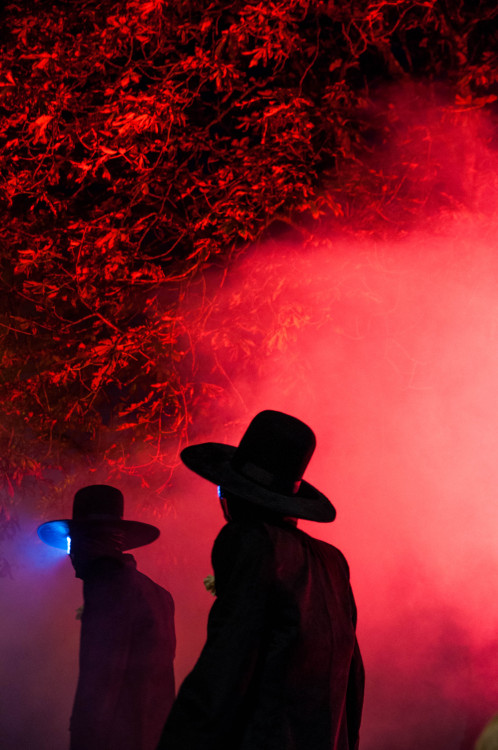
left=197, top=225, right=498, bottom=749
left=2, top=93, right=498, bottom=749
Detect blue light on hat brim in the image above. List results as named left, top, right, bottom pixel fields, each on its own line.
left=37, top=520, right=71, bottom=550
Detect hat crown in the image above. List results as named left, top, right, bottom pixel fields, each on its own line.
left=37, top=485, right=161, bottom=550
left=179, top=409, right=335, bottom=522
left=231, top=410, right=316, bottom=495
left=72, top=485, right=124, bottom=521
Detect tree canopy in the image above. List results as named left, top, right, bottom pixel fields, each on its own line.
left=0, top=0, right=497, bottom=510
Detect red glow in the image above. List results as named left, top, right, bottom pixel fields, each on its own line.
left=2, top=0, right=498, bottom=746
left=179, top=223, right=498, bottom=748
left=164, top=101, right=498, bottom=747
left=6, top=230, right=498, bottom=748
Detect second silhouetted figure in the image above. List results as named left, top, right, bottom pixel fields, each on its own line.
left=158, top=410, right=364, bottom=750
left=38, top=484, right=176, bottom=750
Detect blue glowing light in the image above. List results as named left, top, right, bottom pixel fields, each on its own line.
left=66, top=536, right=71, bottom=555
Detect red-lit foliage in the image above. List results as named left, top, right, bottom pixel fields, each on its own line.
left=0, top=0, right=497, bottom=504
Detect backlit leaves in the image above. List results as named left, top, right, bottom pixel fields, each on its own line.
left=0, top=0, right=497, bottom=500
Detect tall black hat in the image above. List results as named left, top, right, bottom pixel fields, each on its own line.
left=37, top=484, right=160, bottom=550
left=181, top=410, right=336, bottom=522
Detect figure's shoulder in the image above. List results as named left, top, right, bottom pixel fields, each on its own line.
left=131, top=566, right=174, bottom=597
left=122, top=568, right=175, bottom=619
left=298, top=529, right=351, bottom=574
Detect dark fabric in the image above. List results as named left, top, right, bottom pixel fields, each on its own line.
left=70, top=554, right=175, bottom=750
left=158, top=521, right=364, bottom=750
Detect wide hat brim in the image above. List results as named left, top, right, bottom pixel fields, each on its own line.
left=181, top=443, right=336, bottom=522
left=37, top=518, right=160, bottom=550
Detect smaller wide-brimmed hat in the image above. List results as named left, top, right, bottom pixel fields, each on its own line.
left=181, top=410, right=336, bottom=522
left=37, top=484, right=160, bottom=550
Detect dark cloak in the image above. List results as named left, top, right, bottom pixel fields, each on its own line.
left=158, top=520, right=364, bottom=750
left=70, top=554, right=175, bottom=750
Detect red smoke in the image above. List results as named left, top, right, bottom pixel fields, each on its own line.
left=196, top=230, right=498, bottom=748
left=3, top=97, right=498, bottom=749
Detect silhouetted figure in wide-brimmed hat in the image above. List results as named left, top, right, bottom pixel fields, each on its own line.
left=158, top=410, right=364, bottom=750
left=38, top=484, right=175, bottom=750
